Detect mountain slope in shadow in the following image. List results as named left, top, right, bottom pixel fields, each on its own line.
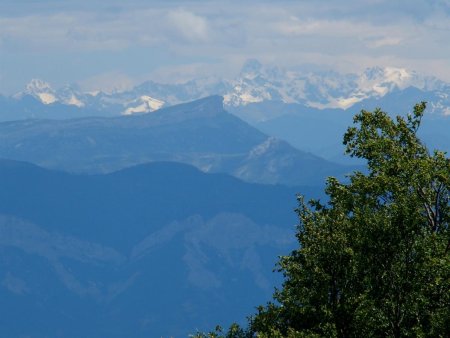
left=0, top=159, right=322, bottom=338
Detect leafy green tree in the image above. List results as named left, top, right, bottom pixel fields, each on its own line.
left=190, top=324, right=251, bottom=338
left=250, top=102, right=450, bottom=337
left=194, top=103, right=450, bottom=337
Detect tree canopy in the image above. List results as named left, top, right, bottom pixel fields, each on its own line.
left=193, top=103, right=450, bottom=338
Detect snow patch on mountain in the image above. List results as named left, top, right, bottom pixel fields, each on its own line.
left=123, top=96, right=165, bottom=115
left=37, top=92, right=58, bottom=105
left=65, top=95, right=85, bottom=107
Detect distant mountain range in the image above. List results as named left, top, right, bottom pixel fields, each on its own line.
left=0, top=96, right=355, bottom=186
left=0, top=159, right=321, bottom=338
left=1, top=60, right=448, bottom=165
left=2, top=59, right=450, bottom=121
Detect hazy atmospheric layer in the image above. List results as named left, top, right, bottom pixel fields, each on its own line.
left=1, top=0, right=450, bottom=94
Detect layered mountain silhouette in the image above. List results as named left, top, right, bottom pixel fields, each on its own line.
left=0, top=159, right=321, bottom=338
left=0, top=96, right=353, bottom=186
left=229, top=91, right=450, bottom=164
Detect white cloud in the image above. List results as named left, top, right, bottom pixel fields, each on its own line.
left=367, top=36, right=403, bottom=48
left=166, top=9, right=209, bottom=42
left=276, top=18, right=322, bottom=36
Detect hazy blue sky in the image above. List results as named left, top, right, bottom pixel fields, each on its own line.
left=1, top=0, right=450, bottom=94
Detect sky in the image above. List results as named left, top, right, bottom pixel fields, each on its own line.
left=1, top=0, right=450, bottom=94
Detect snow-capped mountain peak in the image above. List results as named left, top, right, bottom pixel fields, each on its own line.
left=56, top=84, right=86, bottom=108
left=358, top=66, right=414, bottom=94
left=10, top=60, right=450, bottom=119
left=383, top=67, right=413, bottom=85
left=24, top=79, right=58, bottom=105
left=15, top=79, right=87, bottom=107
left=26, top=79, right=53, bottom=93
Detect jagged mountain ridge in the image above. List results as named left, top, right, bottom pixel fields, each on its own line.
left=5, top=60, right=450, bottom=119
